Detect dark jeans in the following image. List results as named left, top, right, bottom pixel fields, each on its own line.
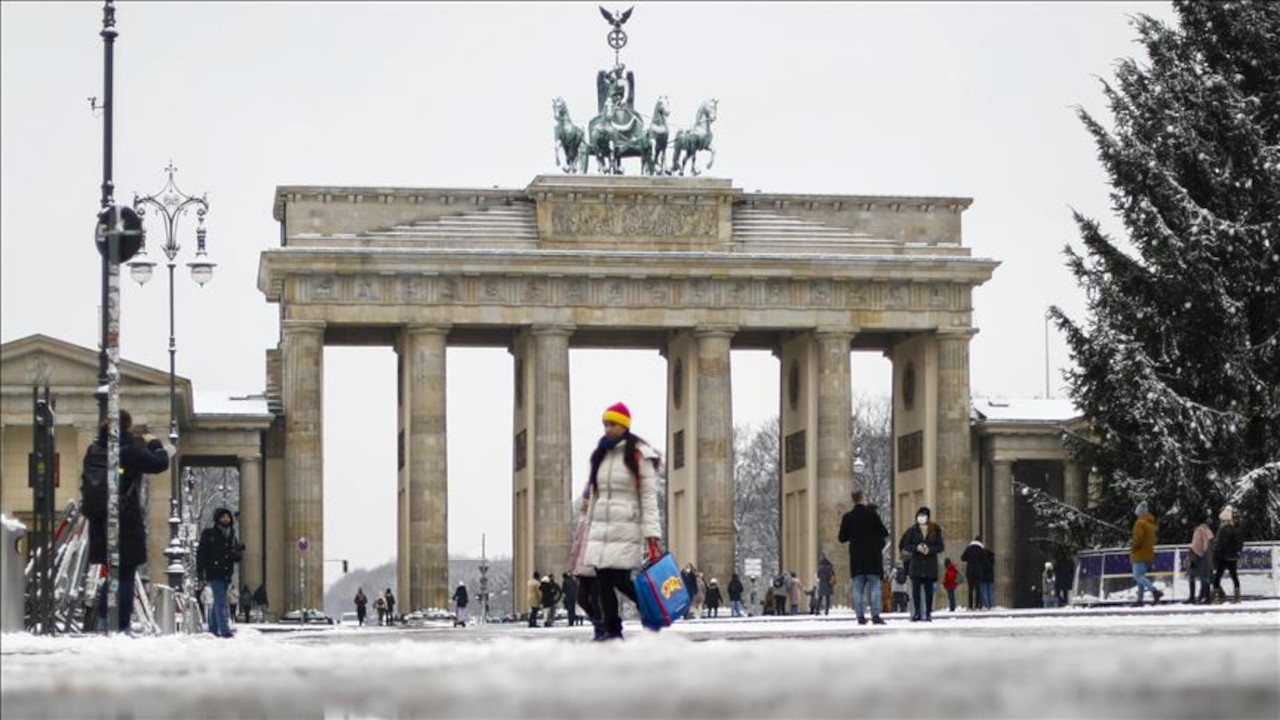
left=911, top=578, right=935, bottom=619
left=946, top=587, right=956, bottom=612
left=96, top=562, right=138, bottom=633
left=594, top=568, right=637, bottom=637
left=967, top=579, right=981, bottom=609
left=528, top=606, right=540, bottom=628
left=208, top=578, right=231, bottom=637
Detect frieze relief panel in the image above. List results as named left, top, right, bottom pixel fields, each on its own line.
left=295, top=273, right=967, bottom=314
left=549, top=203, right=718, bottom=239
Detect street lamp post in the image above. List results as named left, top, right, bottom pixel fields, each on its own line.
left=128, top=162, right=212, bottom=606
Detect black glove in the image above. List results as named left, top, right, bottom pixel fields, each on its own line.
left=147, top=438, right=164, bottom=451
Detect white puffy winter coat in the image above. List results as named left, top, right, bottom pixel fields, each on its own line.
left=582, top=440, right=661, bottom=570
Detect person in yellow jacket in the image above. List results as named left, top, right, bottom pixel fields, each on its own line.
left=1130, top=501, right=1163, bottom=606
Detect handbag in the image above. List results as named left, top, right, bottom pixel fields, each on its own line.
left=633, top=551, right=690, bottom=630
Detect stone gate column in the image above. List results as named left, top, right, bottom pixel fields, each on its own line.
left=407, top=324, right=449, bottom=611
left=694, top=327, right=734, bottom=585
left=532, top=325, right=573, bottom=580
left=238, top=453, right=264, bottom=594
left=815, top=329, right=853, bottom=585
left=935, top=329, right=975, bottom=567
left=1065, top=460, right=1088, bottom=512
left=992, top=459, right=1014, bottom=607
left=282, top=319, right=325, bottom=612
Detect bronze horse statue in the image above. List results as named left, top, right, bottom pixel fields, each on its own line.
left=671, top=98, right=718, bottom=176
left=552, top=97, right=587, bottom=174
left=644, top=96, right=670, bottom=175
left=587, top=66, right=653, bottom=175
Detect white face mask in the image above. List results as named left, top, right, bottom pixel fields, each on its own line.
left=916, top=515, right=928, bottom=525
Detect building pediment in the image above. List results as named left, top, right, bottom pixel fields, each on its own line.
left=0, top=334, right=181, bottom=389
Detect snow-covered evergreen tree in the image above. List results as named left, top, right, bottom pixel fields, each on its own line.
left=1050, top=0, right=1280, bottom=545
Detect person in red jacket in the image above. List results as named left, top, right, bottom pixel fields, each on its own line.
left=942, top=558, right=961, bottom=612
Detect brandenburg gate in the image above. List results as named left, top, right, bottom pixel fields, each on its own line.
left=257, top=174, right=997, bottom=612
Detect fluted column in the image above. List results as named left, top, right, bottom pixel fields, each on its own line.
left=1065, top=460, right=1087, bottom=512
left=407, top=324, right=449, bottom=611
left=238, top=453, right=264, bottom=594
left=282, top=319, right=325, bottom=612
left=992, top=459, right=1015, bottom=608
left=935, top=330, right=975, bottom=565
left=532, top=325, right=573, bottom=579
left=815, top=330, right=853, bottom=585
left=694, top=327, right=735, bottom=584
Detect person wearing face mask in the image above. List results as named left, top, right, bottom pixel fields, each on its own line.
left=197, top=508, right=245, bottom=638
left=898, top=506, right=945, bottom=621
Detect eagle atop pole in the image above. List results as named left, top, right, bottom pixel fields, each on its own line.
left=599, top=5, right=633, bottom=67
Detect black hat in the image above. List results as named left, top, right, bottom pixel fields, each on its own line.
left=916, top=506, right=932, bottom=518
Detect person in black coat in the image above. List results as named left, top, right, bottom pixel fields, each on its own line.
left=960, top=536, right=989, bottom=610
left=838, top=490, right=889, bottom=625
left=197, top=507, right=245, bottom=638
left=898, top=506, right=945, bottom=621
left=727, top=573, right=745, bottom=617
left=561, top=573, right=580, bottom=626
left=1054, top=554, right=1075, bottom=607
left=85, top=411, right=170, bottom=633
left=452, top=582, right=470, bottom=627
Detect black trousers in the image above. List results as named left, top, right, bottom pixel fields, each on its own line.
left=576, top=575, right=600, bottom=626
left=594, top=568, right=637, bottom=636
left=967, top=579, right=981, bottom=609
left=1213, top=560, right=1239, bottom=592
left=95, top=561, right=139, bottom=633
left=911, top=578, right=935, bottom=619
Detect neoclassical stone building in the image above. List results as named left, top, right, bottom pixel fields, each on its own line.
left=257, top=174, right=999, bottom=613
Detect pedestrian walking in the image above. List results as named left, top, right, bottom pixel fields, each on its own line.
left=1186, top=516, right=1214, bottom=604
left=1130, top=501, right=1163, bottom=606
left=196, top=507, right=245, bottom=638
left=1212, top=505, right=1243, bottom=604
left=384, top=588, right=397, bottom=625
left=942, top=558, right=961, bottom=612
left=527, top=572, right=542, bottom=628
left=453, top=582, right=469, bottom=627
left=728, top=573, right=745, bottom=618
left=578, top=401, right=663, bottom=641
left=1041, top=562, right=1057, bottom=609
left=561, top=573, right=580, bottom=626
left=681, top=565, right=699, bottom=619
left=705, top=579, right=723, bottom=618
left=961, top=536, right=988, bottom=610
left=838, top=489, right=889, bottom=625
left=983, top=546, right=997, bottom=609
left=899, top=506, right=944, bottom=622
left=354, top=588, right=368, bottom=626
left=816, top=553, right=834, bottom=616
left=84, top=410, right=170, bottom=634
left=240, top=584, right=253, bottom=624
left=375, top=595, right=386, bottom=626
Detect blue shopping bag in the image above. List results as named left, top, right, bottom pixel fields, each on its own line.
left=633, top=552, right=690, bottom=630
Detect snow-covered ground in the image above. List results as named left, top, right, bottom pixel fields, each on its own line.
left=3, top=602, right=1278, bottom=719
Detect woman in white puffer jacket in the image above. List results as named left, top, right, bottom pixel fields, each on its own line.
left=581, top=401, right=662, bottom=640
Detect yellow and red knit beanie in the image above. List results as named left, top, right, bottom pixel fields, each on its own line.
left=602, top=402, right=632, bottom=428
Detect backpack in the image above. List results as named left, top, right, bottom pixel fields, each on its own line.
left=80, top=441, right=135, bottom=522
left=772, top=575, right=785, bottom=590
left=79, top=442, right=110, bottom=522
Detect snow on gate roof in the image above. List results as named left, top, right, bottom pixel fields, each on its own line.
left=971, top=397, right=1082, bottom=423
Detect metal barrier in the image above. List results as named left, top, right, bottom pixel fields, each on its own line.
left=1072, top=541, right=1280, bottom=605
left=1, top=514, right=27, bottom=633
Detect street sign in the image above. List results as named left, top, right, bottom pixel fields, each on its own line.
left=297, top=537, right=309, bottom=553
left=744, top=557, right=762, bottom=579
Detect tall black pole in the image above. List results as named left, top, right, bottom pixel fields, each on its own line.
left=97, top=0, right=123, bottom=635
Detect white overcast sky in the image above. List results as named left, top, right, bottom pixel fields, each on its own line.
left=1, top=2, right=1174, bottom=586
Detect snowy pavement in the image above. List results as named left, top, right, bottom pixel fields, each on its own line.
left=3, top=602, right=1278, bottom=719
